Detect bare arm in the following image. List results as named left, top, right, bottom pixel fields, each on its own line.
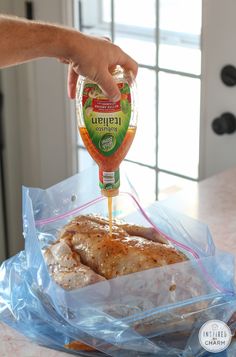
left=0, top=15, right=138, bottom=101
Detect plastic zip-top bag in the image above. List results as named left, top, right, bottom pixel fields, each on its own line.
left=0, top=167, right=236, bottom=357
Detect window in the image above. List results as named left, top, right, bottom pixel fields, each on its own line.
left=75, top=0, right=202, bottom=204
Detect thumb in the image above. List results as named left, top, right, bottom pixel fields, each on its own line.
left=67, top=63, right=79, bottom=99
left=97, top=71, right=121, bottom=102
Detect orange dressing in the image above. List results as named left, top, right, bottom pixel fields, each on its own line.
left=64, top=341, right=96, bottom=352
left=108, top=196, right=113, bottom=236
left=79, top=127, right=136, bottom=172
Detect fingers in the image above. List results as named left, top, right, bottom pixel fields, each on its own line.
left=66, top=63, right=120, bottom=102
left=102, top=36, right=111, bottom=42
left=118, top=52, right=138, bottom=79
left=65, top=42, right=138, bottom=101
left=67, top=63, right=79, bottom=99
left=97, top=71, right=121, bottom=102
left=58, top=57, right=69, bottom=64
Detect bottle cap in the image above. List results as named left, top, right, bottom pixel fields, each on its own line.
left=101, top=188, right=119, bottom=197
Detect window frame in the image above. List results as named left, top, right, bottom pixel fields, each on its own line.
left=75, top=0, right=202, bottom=200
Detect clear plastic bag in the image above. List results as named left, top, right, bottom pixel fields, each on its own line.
left=0, top=168, right=236, bottom=356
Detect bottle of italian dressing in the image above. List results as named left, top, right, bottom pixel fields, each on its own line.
left=76, top=66, right=137, bottom=198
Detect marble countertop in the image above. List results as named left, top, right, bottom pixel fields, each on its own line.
left=1, top=167, right=236, bottom=356
left=161, top=166, right=236, bottom=255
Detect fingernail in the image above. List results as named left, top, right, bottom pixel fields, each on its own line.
left=127, top=70, right=135, bottom=86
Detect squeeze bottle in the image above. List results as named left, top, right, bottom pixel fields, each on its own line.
left=76, top=66, right=137, bottom=197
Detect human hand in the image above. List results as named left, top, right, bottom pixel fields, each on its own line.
left=0, top=16, right=137, bottom=101
left=59, top=33, right=138, bottom=102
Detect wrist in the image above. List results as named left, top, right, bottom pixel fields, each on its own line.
left=32, top=22, right=66, bottom=59
left=49, top=26, right=85, bottom=61
left=26, top=21, right=76, bottom=60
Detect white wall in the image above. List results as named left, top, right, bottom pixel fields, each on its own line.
left=13, top=0, right=76, bottom=188
left=0, top=169, right=6, bottom=262
left=201, top=0, right=236, bottom=178
left=0, top=0, right=23, bottom=258
left=0, top=0, right=76, bottom=257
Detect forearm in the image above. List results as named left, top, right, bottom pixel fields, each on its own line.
left=0, top=14, right=138, bottom=101
left=0, top=15, right=78, bottom=67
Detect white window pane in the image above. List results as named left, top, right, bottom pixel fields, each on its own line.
left=115, top=36, right=156, bottom=67
left=122, top=161, right=156, bottom=204
left=158, top=72, right=200, bottom=179
left=159, top=45, right=201, bottom=75
left=77, top=132, right=84, bottom=147
left=114, top=0, right=155, bottom=28
left=101, top=0, right=111, bottom=23
left=159, top=0, right=201, bottom=74
left=159, top=0, right=202, bottom=35
left=114, top=0, right=156, bottom=66
left=78, top=148, right=95, bottom=172
left=158, top=172, right=196, bottom=201
left=126, top=68, right=156, bottom=166
left=80, top=0, right=111, bottom=38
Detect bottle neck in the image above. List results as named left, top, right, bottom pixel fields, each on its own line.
left=101, top=188, right=119, bottom=197
left=99, top=168, right=120, bottom=197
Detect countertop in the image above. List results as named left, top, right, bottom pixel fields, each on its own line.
left=0, top=322, right=70, bottom=357
left=161, top=166, right=236, bottom=255
left=1, top=167, right=236, bottom=356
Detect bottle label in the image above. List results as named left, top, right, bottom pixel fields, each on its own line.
left=82, top=82, right=131, bottom=157
left=99, top=169, right=120, bottom=190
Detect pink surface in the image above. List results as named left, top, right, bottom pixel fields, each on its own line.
left=1, top=166, right=236, bottom=356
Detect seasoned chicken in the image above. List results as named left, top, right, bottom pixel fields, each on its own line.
left=44, top=239, right=105, bottom=290
left=44, top=215, right=187, bottom=289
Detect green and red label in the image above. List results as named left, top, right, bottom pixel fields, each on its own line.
left=82, top=82, right=131, bottom=157
left=99, top=168, right=120, bottom=190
